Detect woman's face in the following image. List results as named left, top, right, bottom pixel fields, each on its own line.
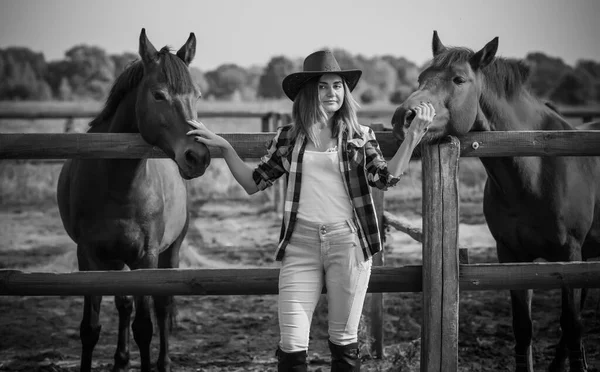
left=318, top=73, right=345, bottom=116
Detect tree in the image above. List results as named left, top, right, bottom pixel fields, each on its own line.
left=0, top=47, right=52, bottom=100
left=382, top=55, right=420, bottom=88
left=110, top=52, right=138, bottom=75
left=257, top=56, right=295, bottom=99
left=63, top=44, right=115, bottom=100
left=204, top=64, right=248, bottom=99
left=189, top=67, right=210, bottom=97
left=525, top=52, right=570, bottom=98
left=360, top=57, right=397, bottom=96
left=549, top=71, right=593, bottom=105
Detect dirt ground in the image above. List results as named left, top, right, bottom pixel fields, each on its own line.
left=0, top=199, right=599, bottom=372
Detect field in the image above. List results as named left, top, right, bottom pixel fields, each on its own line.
left=1, top=101, right=599, bottom=372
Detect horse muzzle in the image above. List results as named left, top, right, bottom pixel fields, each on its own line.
left=177, top=146, right=211, bottom=179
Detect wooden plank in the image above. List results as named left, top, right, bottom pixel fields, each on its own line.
left=2, top=262, right=599, bottom=296
left=421, top=141, right=443, bottom=371
left=458, top=131, right=600, bottom=157
left=356, top=108, right=600, bottom=120
left=459, top=261, right=600, bottom=290
left=1, top=106, right=597, bottom=121
left=5, top=131, right=600, bottom=160
left=0, top=266, right=422, bottom=296
left=0, top=109, right=272, bottom=119
left=440, top=137, right=460, bottom=371
left=370, top=187, right=385, bottom=358
left=0, top=133, right=275, bottom=159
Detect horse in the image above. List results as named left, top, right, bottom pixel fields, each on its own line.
left=56, top=29, right=211, bottom=372
left=391, top=31, right=599, bottom=372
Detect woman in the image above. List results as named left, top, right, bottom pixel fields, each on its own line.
left=187, top=50, right=434, bottom=372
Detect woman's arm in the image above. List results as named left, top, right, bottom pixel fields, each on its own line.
left=187, top=120, right=259, bottom=195
left=386, top=102, right=435, bottom=176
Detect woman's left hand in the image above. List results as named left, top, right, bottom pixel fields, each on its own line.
left=407, top=102, right=436, bottom=140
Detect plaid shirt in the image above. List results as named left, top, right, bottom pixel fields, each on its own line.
left=252, top=124, right=401, bottom=261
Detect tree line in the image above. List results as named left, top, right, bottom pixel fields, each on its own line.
left=1, top=44, right=599, bottom=106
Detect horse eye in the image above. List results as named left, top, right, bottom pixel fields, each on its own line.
left=152, top=91, right=167, bottom=101
left=453, top=76, right=466, bottom=85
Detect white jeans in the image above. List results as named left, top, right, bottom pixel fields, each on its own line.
left=278, top=218, right=372, bottom=353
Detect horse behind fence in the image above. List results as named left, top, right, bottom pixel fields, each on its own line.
left=56, top=29, right=210, bottom=372
left=392, top=31, right=600, bottom=372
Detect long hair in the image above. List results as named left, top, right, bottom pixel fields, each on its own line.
left=291, top=77, right=362, bottom=147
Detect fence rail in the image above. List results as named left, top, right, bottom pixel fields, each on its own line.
left=4, top=131, right=600, bottom=159
left=2, top=262, right=599, bottom=296
left=1, top=107, right=599, bottom=121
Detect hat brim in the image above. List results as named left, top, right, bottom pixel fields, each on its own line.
left=282, top=70, right=362, bottom=101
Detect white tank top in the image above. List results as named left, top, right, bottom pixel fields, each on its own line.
left=297, top=150, right=354, bottom=223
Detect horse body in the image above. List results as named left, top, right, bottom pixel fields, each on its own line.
left=392, top=31, right=599, bottom=372
left=57, top=29, right=210, bottom=372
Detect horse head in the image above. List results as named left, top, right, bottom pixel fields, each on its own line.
left=135, top=28, right=210, bottom=179
left=392, top=31, right=500, bottom=144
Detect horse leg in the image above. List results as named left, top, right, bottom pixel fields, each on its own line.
left=153, top=223, right=186, bottom=372
left=547, top=238, right=588, bottom=372
left=497, top=243, right=534, bottom=372
left=509, top=289, right=534, bottom=372
left=131, top=253, right=158, bottom=372
left=80, top=294, right=103, bottom=372
left=132, top=294, right=153, bottom=372
left=112, top=295, right=134, bottom=372
left=547, top=287, right=588, bottom=372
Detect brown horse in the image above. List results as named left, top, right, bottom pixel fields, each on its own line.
left=392, top=31, right=599, bottom=372
left=57, top=29, right=210, bottom=372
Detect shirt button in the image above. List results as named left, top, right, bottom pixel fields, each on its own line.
left=320, top=226, right=327, bottom=234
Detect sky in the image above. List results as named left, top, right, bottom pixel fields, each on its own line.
left=0, top=0, right=599, bottom=71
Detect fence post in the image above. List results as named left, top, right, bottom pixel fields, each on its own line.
left=370, top=187, right=385, bottom=358
left=368, top=122, right=386, bottom=358
left=421, top=136, right=460, bottom=371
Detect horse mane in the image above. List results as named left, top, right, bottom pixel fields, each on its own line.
left=90, top=46, right=195, bottom=128
left=428, top=47, right=531, bottom=99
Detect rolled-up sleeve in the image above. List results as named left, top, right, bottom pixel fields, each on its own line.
left=252, top=127, right=290, bottom=191
left=363, top=127, right=402, bottom=190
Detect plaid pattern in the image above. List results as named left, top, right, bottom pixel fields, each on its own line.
left=252, top=124, right=401, bottom=261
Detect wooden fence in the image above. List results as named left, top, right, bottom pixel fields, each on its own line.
left=2, top=110, right=600, bottom=370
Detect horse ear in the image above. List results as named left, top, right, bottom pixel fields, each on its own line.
left=470, top=37, right=498, bottom=70
left=177, top=32, right=196, bottom=66
left=432, top=30, right=446, bottom=56
left=139, top=28, right=158, bottom=65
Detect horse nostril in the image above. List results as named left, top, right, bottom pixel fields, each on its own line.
left=405, top=110, right=416, bottom=126
left=185, top=149, right=199, bottom=168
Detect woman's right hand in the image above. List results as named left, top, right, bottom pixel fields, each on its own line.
left=187, top=120, right=230, bottom=149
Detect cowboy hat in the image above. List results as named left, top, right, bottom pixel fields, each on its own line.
left=282, top=50, right=362, bottom=101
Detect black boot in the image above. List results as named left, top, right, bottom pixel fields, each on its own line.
left=329, top=340, right=360, bottom=371
left=276, top=347, right=307, bottom=372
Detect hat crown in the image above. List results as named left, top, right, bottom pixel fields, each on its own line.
left=302, top=50, right=342, bottom=73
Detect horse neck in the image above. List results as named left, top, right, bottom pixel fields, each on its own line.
left=98, top=88, right=150, bottom=185
left=476, top=91, right=568, bottom=198
left=477, top=90, right=572, bottom=132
